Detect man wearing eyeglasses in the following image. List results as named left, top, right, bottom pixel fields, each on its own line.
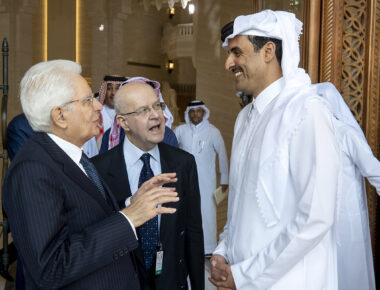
left=92, top=80, right=205, bottom=290
left=2, top=60, right=179, bottom=289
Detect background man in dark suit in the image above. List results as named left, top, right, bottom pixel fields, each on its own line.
left=92, top=80, right=205, bottom=290
left=2, top=59, right=179, bottom=289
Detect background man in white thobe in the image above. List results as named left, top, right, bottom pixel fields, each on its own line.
left=316, top=82, right=378, bottom=290
left=174, top=100, right=229, bottom=255
left=210, top=10, right=341, bottom=290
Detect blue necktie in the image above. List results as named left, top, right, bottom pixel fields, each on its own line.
left=80, top=153, right=106, bottom=199
left=138, top=153, right=158, bottom=269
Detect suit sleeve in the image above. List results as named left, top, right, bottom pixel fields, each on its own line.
left=6, top=116, right=34, bottom=161
left=185, top=154, right=205, bottom=290
left=3, top=160, right=139, bottom=288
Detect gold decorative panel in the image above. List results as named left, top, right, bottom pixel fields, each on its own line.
left=341, top=0, right=367, bottom=125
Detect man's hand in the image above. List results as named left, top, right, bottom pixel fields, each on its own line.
left=130, top=173, right=177, bottom=204
left=221, top=184, right=228, bottom=193
left=209, top=254, right=236, bottom=290
left=122, top=173, right=179, bottom=227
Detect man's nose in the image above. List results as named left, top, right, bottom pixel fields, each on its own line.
left=225, top=54, right=234, bottom=71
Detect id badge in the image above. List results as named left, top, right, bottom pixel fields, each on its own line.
left=155, top=250, right=163, bottom=275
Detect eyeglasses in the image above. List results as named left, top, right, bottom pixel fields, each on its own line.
left=61, top=95, right=95, bottom=107
left=119, top=102, right=166, bottom=117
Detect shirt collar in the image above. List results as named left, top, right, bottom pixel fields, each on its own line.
left=254, top=77, right=285, bottom=114
left=123, top=135, right=160, bottom=167
left=47, top=133, right=83, bottom=164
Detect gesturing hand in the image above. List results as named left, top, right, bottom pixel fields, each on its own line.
left=123, top=173, right=179, bottom=227
left=130, top=173, right=177, bottom=204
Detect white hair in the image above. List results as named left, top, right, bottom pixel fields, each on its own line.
left=20, top=59, right=82, bottom=132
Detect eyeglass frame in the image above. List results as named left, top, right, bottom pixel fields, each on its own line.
left=60, top=94, right=96, bottom=107
left=118, top=102, right=166, bottom=117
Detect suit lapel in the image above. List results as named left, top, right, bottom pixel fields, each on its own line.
left=34, top=133, right=114, bottom=214
left=106, top=144, right=132, bottom=200
left=158, top=143, right=177, bottom=248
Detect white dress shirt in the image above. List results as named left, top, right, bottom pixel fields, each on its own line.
left=214, top=78, right=340, bottom=290
left=122, top=135, right=162, bottom=227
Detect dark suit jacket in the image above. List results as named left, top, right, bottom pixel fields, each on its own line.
left=6, top=113, right=34, bottom=160
left=2, top=132, right=141, bottom=290
left=92, top=142, right=205, bottom=290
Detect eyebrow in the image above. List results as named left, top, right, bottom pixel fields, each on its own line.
left=230, top=46, right=242, bottom=54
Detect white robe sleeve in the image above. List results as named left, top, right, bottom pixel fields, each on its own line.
left=343, top=128, right=380, bottom=195
left=230, top=99, right=340, bottom=289
left=213, top=129, right=229, bottom=185
left=213, top=223, right=230, bottom=261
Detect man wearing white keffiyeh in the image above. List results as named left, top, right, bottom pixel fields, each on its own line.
left=210, top=10, right=341, bottom=290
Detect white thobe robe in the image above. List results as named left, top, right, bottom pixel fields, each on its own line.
left=101, top=104, right=116, bottom=133
left=214, top=78, right=340, bottom=290
left=175, top=120, right=229, bottom=253
left=335, top=120, right=377, bottom=290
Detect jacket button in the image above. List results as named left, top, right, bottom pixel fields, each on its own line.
left=180, top=230, right=185, bottom=236
left=119, top=250, right=124, bottom=257
left=179, top=258, right=183, bottom=264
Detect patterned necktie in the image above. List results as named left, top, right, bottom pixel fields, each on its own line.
left=80, top=153, right=107, bottom=199
left=138, top=153, right=158, bottom=269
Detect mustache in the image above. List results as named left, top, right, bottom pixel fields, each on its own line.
left=231, top=66, right=243, bottom=73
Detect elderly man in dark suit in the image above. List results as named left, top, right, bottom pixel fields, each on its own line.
left=92, top=79, right=205, bottom=290
left=2, top=60, right=179, bottom=289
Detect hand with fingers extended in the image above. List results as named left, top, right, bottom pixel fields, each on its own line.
left=209, top=254, right=236, bottom=290
left=122, top=173, right=179, bottom=227
left=130, top=173, right=177, bottom=205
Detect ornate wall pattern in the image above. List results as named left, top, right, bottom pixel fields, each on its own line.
left=319, top=0, right=344, bottom=88
left=364, top=0, right=380, bottom=281
left=341, top=0, right=366, bottom=125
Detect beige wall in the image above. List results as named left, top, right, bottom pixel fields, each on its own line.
left=193, top=0, right=254, bottom=157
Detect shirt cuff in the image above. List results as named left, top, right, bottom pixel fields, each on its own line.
left=125, top=197, right=132, bottom=207
left=119, top=211, right=138, bottom=240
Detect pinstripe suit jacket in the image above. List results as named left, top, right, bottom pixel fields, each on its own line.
left=2, top=132, right=141, bottom=289
left=92, top=142, right=205, bottom=290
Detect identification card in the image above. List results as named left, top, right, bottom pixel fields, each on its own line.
left=155, top=250, right=163, bottom=275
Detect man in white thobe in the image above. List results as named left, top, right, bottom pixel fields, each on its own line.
left=174, top=100, right=229, bottom=255
left=316, top=82, right=378, bottom=290
left=210, top=10, right=340, bottom=290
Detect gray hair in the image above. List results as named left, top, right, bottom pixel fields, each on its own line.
left=20, top=60, right=82, bottom=132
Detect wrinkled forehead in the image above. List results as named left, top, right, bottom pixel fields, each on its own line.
left=226, top=35, right=251, bottom=50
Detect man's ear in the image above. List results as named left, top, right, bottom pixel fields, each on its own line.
left=263, top=41, right=277, bottom=63
left=117, top=115, right=130, bottom=132
left=51, top=106, right=68, bottom=129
